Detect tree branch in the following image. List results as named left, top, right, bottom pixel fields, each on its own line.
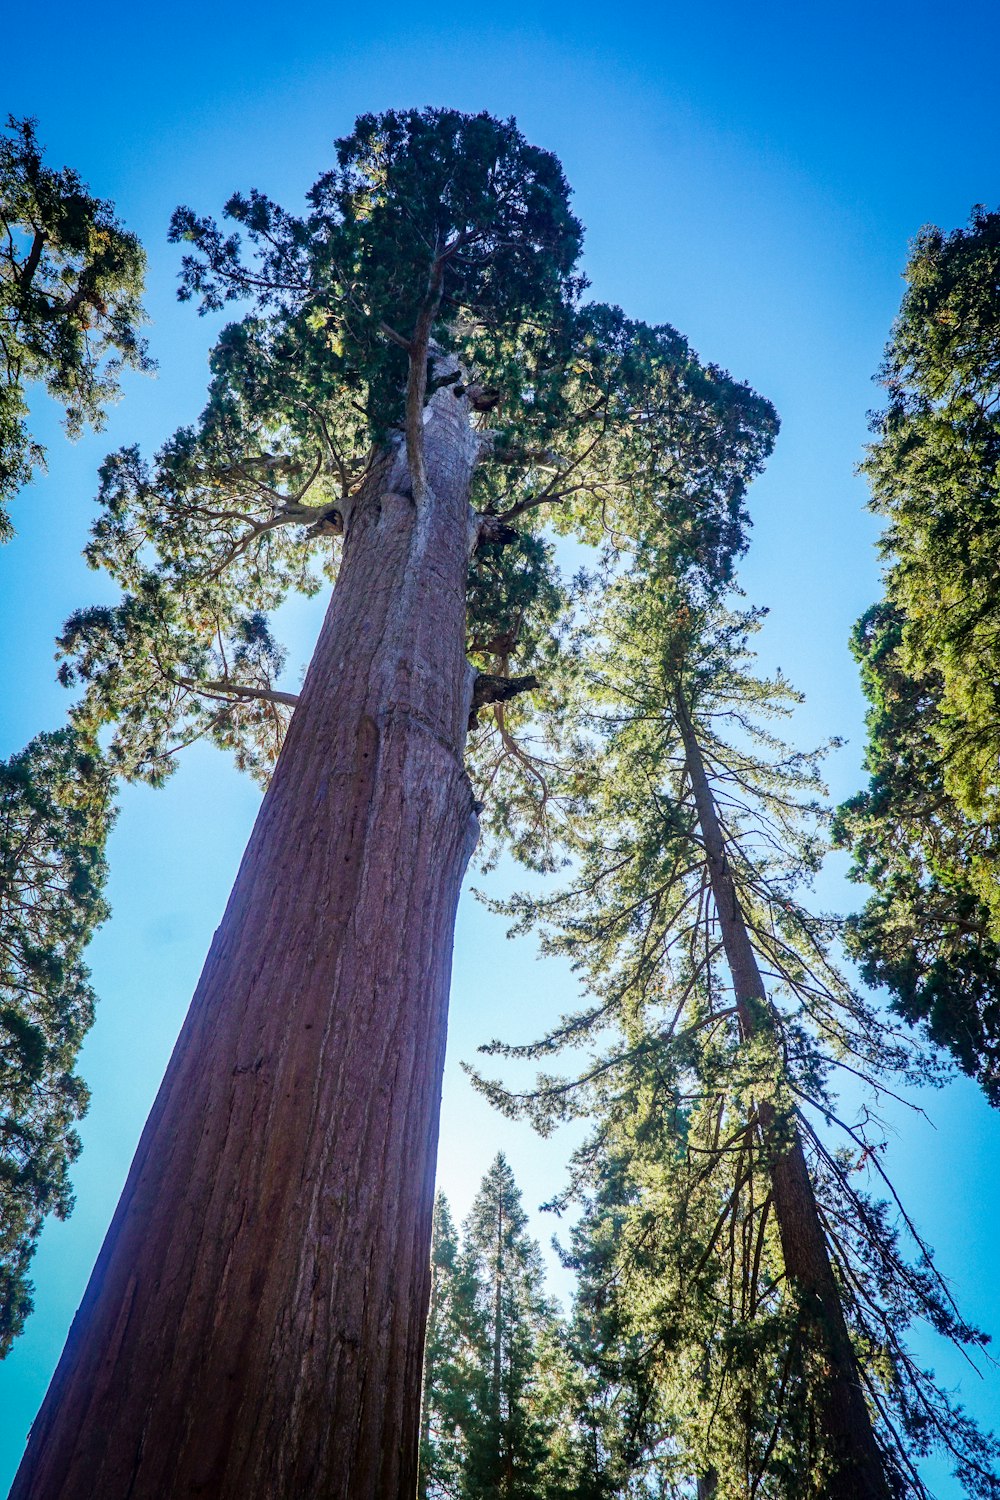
left=468, top=673, right=539, bottom=729
left=177, top=676, right=300, bottom=709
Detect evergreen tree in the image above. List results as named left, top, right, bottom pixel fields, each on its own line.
left=473, top=578, right=1000, bottom=1497
left=560, top=1148, right=682, bottom=1499
left=0, top=116, right=150, bottom=537
left=0, top=731, right=112, bottom=1354
left=420, top=1158, right=579, bottom=1500
left=420, top=1193, right=467, bottom=1499
left=835, top=206, right=1000, bottom=1103
left=454, top=1154, right=563, bottom=1497
left=13, top=109, right=774, bottom=1500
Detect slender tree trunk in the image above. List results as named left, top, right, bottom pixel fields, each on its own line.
left=13, top=381, right=484, bottom=1500
left=493, top=1193, right=505, bottom=1487
left=673, top=686, right=890, bottom=1500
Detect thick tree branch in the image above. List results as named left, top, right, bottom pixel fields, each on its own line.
left=379, top=321, right=412, bottom=352
left=19, top=230, right=45, bottom=291
left=177, top=676, right=300, bottom=709
left=475, top=514, right=521, bottom=550
left=468, top=672, right=539, bottom=729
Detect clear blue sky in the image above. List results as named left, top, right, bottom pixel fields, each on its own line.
left=2, top=2, right=999, bottom=1492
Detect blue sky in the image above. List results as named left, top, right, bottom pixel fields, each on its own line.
left=2, top=1, right=999, bottom=1492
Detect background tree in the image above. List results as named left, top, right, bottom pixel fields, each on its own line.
left=419, top=1159, right=588, bottom=1500
left=835, top=206, right=1000, bottom=1104
left=419, top=1193, right=467, bottom=1499
left=452, top=1153, right=573, bottom=1498
left=473, top=577, right=1000, bottom=1497
left=0, top=115, right=150, bottom=538
left=0, top=731, right=112, bottom=1356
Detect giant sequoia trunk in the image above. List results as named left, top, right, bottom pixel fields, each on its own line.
left=13, top=382, right=485, bottom=1500
left=674, top=687, right=891, bottom=1500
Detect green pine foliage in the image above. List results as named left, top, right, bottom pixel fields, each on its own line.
left=420, top=1194, right=467, bottom=1498
left=419, top=1160, right=581, bottom=1500
left=0, top=730, right=113, bottom=1353
left=0, top=116, right=150, bottom=538
left=835, top=206, right=1000, bottom=1103
left=471, top=576, right=1000, bottom=1497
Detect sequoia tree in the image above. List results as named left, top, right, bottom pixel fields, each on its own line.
left=0, top=115, right=150, bottom=537
left=12, top=110, right=772, bottom=1499
left=835, top=206, right=1000, bottom=1102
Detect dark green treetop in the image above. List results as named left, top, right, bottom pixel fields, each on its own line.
left=0, top=730, right=113, bottom=1355
left=453, top=1153, right=570, bottom=1499
left=0, top=116, right=150, bottom=539
left=835, top=206, right=1000, bottom=1103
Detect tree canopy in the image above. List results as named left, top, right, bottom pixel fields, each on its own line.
left=57, top=108, right=774, bottom=811
left=0, top=116, right=150, bottom=539
left=0, top=731, right=112, bottom=1354
left=836, top=206, right=1000, bottom=1104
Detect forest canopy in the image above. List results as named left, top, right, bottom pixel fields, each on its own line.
left=1, top=106, right=998, bottom=1500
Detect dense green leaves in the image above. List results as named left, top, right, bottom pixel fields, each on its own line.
left=0, top=731, right=112, bottom=1354
left=61, top=109, right=586, bottom=781
left=0, top=116, right=150, bottom=538
left=835, top=604, right=1000, bottom=1102
left=837, top=206, right=1000, bottom=1103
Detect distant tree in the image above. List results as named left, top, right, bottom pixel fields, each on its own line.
left=474, top=580, right=1000, bottom=1498
left=835, top=206, right=1000, bottom=1104
left=559, top=1148, right=682, bottom=1499
left=0, top=116, right=150, bottom=538
left=0, top=731, right=112, bottom=1355
left=419, top=1159, right=580, bottom=1500
left=452, top=1154, right=569, bottom=1498
left=12, top=109, right=775, bottom=1500
left=419, top=1193, right=467, bottom=1499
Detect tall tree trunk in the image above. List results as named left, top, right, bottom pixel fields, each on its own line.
left=12, top=383, right=484, bottom=1500
left=673, top=686, right=890, bottom=1500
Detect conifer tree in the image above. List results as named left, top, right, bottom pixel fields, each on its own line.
left=419, top=1193, right=466, bottom=1499
left=473, top=575, right=1000, bottom=1497
left=0, top=731, right=112, bottom=1354
left=13, top=110, right=775, bottom=1500
left=419, top=1159, right=581, bottom=1500
left=0, top=116, right=150, bottom=536
left=454, top=1154, right=565, bottom=1497
left=835, top=206, right=1000, bottom=1104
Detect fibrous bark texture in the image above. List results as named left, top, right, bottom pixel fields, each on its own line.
left=13, top=382, right=483, bottom=1500
left=674, top=687, right=891, bottom=1500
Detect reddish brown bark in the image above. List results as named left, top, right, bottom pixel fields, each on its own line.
left=12, top=382, right=485, bottom=1499
left=674, top=686, right=891, bottom=1500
